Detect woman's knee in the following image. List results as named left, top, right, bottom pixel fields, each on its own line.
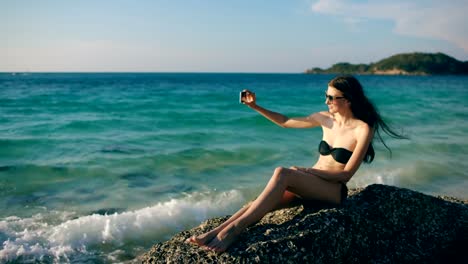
left=272, top=167, right=288, bottom=184
left=273, top=166, right=284, bottom=175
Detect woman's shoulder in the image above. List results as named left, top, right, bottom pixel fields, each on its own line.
left=354, top=118, right=369, bottom=127
left=310, top=111, right=333, bottom=124
left=353, top=119, right=373, bottom=138
left=312, top=111, right=333, bottom=119
left=319, top=111, right=332, bottom=117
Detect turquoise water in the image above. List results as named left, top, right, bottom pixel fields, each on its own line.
left=1, top=73, right=467, bottom=262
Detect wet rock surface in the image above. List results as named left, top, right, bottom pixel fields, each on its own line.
left=141, top=184, right=468, bottom=263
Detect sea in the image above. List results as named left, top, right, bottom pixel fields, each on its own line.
left=1, top=72, right=467, bottom=263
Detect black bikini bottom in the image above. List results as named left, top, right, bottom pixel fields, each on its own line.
left=340, top=183, right=348, bottom=204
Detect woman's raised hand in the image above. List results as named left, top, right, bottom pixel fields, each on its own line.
left=241, top=89, right=256, bottom=106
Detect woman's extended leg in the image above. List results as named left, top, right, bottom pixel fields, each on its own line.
left=205, top=167, right=342, bottom=252
left=186, top=189, right=297, bottom=246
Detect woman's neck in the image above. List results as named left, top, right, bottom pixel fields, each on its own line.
left=333, top=110, right=355, bottom=127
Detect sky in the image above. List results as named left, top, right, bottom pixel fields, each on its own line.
left=2, top=0, right=468, bottom=73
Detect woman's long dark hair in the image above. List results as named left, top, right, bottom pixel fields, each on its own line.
left=328, top=75, right=407, bottom=163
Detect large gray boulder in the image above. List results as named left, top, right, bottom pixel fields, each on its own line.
left=141, top=184, right=467, bottom=263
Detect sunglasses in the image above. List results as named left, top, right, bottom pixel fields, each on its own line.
left=325, top=93, right=346, bottom=102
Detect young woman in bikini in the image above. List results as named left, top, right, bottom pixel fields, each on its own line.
left=187, top=75, right=405, bottom=252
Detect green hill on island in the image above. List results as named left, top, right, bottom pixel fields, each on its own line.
left=306, top=52, right=468, bottom=75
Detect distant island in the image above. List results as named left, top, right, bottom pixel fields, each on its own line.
left=305, top=52, right=468, bottom=75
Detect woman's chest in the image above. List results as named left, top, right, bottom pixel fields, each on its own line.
left=321, top=126, right=357, bottom=150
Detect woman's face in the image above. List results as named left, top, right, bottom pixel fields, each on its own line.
left=325, top=86, right=348, bottom=113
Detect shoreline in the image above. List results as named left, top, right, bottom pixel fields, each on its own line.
left=141, top=184, right=468, bottom=263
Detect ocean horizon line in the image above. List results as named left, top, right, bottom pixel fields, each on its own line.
left=3, top=72, right=468, bottom=77
left=1, top=71, right=307, bottom=75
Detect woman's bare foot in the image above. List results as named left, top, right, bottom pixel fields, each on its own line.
left=205, top=225, right=241, bottom=253
left=185, top=230, right=218, bottom=246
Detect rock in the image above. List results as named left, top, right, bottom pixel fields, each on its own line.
left=141, top=184, right=468, bottom=263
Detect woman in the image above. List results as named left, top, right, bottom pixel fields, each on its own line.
left=187, top=75, right=405, bottom=252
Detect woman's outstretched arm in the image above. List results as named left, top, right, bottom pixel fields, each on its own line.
left=242, top=90, right=323, bottom=128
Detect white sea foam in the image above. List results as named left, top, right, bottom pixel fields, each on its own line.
left=0, top=190, right=246, bottom=263
left=348, top=167, right=402, bottom=189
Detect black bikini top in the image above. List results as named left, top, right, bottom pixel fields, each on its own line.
left=318, top=140, right=353, bottom=164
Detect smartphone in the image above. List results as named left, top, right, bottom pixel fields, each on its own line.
left=239, top=90, right=247, bottom=104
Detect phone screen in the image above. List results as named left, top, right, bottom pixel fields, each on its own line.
left=240, top=91, right=247, bottom=104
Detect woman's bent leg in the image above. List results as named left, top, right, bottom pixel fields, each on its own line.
left=206, top=167, right=342, bottom=252
left=187, top=189, right=297, bottom=246
left=186, top=202, right=251, bottom=246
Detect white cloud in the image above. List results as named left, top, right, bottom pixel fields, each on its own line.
left=311, top=0, right=347, bottom=15
left=311, top=0, right=468, bottom=53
